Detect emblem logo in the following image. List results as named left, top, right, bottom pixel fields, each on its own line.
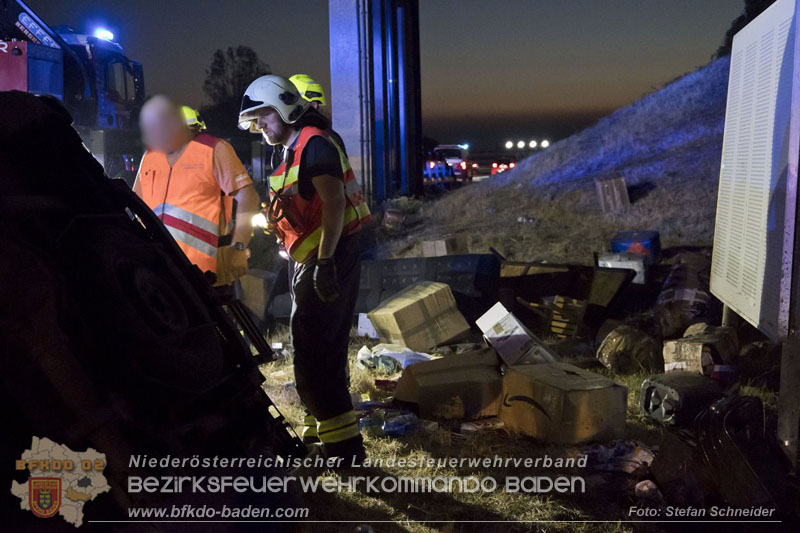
left=29, top=477, right=61, bottom=518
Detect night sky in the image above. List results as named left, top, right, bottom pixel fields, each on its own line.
left=29, top=0, right=743, bottom=149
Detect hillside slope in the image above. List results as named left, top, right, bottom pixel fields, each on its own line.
left=389, top=57, right=731, bottom=264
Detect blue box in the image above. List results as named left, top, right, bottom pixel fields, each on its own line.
left=610, top=231, right=661, bottom=264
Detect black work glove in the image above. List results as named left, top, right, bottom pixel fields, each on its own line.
left=313, top=257, right=340, bottom=302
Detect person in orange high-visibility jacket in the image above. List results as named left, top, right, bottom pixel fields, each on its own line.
left=239, top=75, right=371, bottom=464
left=133, top=95, right=260, bottom=285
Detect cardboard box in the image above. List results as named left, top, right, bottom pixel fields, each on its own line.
left=394, top=348, right=503, bottom=419
left=476, top=302, right=559, bottom=365
left=368, top=281, right=470, bottom=351
left=499, top=362, right=627, bottom=444
left=598, top=252, right=647, bottom=285
left=420, top=235, right=468, bottom=257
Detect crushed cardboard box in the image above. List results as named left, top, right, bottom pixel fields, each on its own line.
left=394, top=348, right=503, bottom=420
left=476, top=302, right=559, bottom=365
left=368, top=281, right=470, bottom=352
left=499, top=362, right=627, bottom=444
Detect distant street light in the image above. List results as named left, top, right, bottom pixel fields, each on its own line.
left=541, top=140, right=550, bottom=148
left=529, top=140, right=537, bottom=148
left=516, top=140, right=525, bottom=149
left=505, top=141, right=514, bottom=149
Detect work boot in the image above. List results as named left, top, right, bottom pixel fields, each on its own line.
left=323, top=435, right=367, bottom=468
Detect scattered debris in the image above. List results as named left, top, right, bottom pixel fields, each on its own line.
left=418, top=419, right=440, bottom=433
left=430, top=343, right=483, bottom=357
left=584, top=440, right=655, bottom=475
left=359, top=409, right=419, bottom=437
left=374, top=379, right=398, bottom=392
left=459, top=417, right=505, bottom=435
left=357, top=343, right=436, bottom=369
left=634, top=479, right=665, bottom=505
left=381, top=208, right=406, bottom=231
left=596, top=324, right=663, bottom=374
left=356, top=355, right=401, bottom=373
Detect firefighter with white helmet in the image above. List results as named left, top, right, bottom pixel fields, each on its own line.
left=239, top=75, right=371, bottom=464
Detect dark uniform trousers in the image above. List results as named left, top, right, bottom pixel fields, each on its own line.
left=290, top=233, right=363, bottom=456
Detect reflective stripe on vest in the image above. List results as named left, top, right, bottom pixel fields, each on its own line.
left=153, top=202, right=219, bottom=258
left=269, top=127, right=371, bottom=263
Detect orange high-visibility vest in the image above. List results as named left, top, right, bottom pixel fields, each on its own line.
left=138, top=134, right=233, bottom=273
left=269, top=126, right=371, bottom=263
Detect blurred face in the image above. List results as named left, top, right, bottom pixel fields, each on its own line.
left=139, top=96, right=190, bottom=153
left=254, top=107, right=290, bottom=146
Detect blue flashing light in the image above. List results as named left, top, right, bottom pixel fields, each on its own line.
left=93, top=28, right=114, bottom=41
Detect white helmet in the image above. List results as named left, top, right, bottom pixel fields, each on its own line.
left=238, top=75, right=310, bottom=132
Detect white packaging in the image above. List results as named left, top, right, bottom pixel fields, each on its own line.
left=476, top=302, right=558, bottom=365
left=598, top=252, right=647, bottom=284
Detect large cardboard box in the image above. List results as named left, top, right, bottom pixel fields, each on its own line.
left=394, top=348, right=503, bottom=419
left=476, top=302, right=559, bottom=365
left=368, top=281, right=470, bottom=351
left=499, top=362, right=627, bottom=444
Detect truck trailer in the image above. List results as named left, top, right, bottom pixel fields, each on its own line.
left=0, top=0, right=144, bottom=184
